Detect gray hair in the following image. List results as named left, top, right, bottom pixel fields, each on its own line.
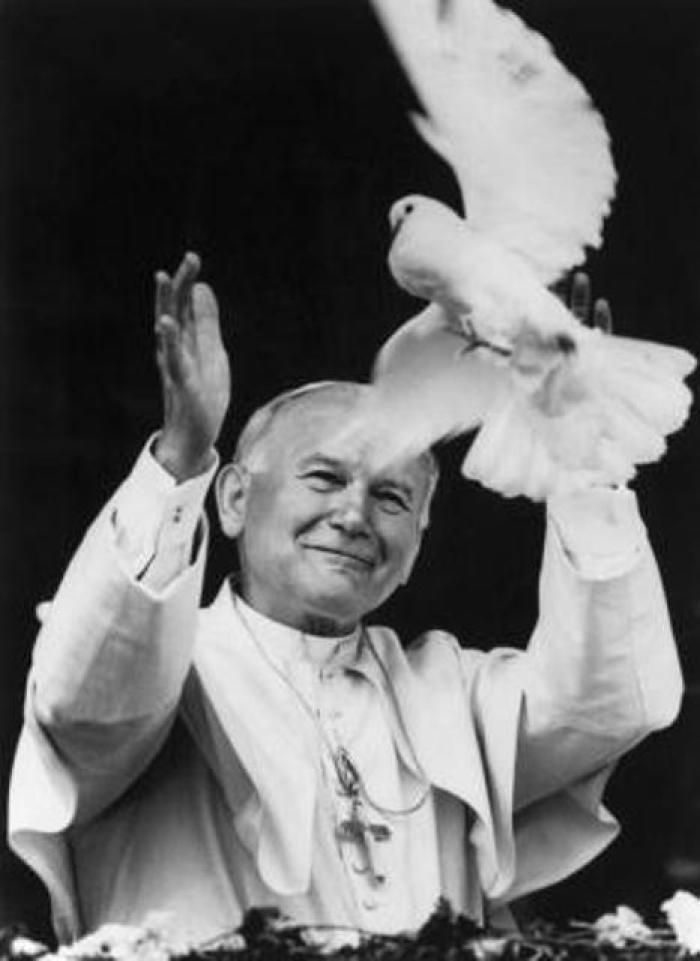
left=234, top=381, right=365, bottom=467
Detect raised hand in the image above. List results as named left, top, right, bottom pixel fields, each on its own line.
left=153, top=252, right=231, bottom=481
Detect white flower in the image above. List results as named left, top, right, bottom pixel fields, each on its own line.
left=11, top=936, right=49, bottom=958
left=663, top=890, right=700, bottom=954
left=45, top=912, right=178, bottom=961
left=592, top=905, right=652, bottom=946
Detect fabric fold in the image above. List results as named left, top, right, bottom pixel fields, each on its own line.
left=186, top=590, right=619, bottom=908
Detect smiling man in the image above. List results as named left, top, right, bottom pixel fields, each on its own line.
left=9, top=254, right=682, bottom=945
left=217, top=383, right=436, bottom=636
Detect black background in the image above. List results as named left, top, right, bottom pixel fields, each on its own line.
left=2, top=0, right=700, bottom=939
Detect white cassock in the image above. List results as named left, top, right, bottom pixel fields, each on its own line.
left=8, top=441, right=681, bottom=944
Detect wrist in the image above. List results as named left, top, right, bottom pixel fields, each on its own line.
left=154, top=430, right=217, bottom=482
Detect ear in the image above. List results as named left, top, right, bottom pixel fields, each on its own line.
left=215, top=463, right=250, bottom=540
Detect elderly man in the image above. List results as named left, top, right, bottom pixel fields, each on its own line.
left=9, top=253, right=682, bottom=945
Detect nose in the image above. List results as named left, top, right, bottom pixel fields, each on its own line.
left=329, top=485, right=372, bottom=538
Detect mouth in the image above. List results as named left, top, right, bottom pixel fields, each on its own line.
left=302, top=544, right=376, bottom=570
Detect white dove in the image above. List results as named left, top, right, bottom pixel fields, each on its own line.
left=360, top=0, right=695, bottom=500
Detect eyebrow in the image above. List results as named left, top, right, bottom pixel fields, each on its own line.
left=297, top=454, right=347, bottom=473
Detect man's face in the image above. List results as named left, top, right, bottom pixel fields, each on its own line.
left=229, top=396, right=432, bottom=635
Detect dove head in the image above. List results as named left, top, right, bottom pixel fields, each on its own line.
left=388, top=196, right=469, bottom=304
left=389, top=195, right=462, bottom=236
left=215, top=382, right=439, bottom=636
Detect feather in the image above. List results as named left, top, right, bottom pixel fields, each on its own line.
left=364, top=304, right=694, bottom=500
left=364, top=0, right=695, bottom=500
left=369, top=0, right=616, bottom=283
left=341, top=305, right=502, bottom=467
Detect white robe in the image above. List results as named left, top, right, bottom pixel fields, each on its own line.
left=8, top=452, right=682, bottom=944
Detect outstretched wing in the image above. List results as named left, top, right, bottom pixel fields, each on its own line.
left=337, top=305, right=504, bottom=470
left=369, top=0, right=616, bottom=284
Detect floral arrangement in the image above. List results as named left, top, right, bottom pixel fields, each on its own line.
left=4, top=893, right=700, bottom=961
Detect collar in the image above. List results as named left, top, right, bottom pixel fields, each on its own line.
left=233, top=592, right=364, bottom=674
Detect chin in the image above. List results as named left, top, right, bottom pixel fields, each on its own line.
left=298, top=583, right=373, bottom=628
left=310, top=594, right=368, bottom=626
left=293, top=560, right=397, bottom=627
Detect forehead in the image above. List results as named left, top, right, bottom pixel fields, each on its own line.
left=262, top=394, right=430, bottom=488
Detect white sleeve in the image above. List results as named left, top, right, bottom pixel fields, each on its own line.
left=509, top=490, right=682, bottom=809
left=24, top=438, right=218, bottom=824
left=111, top=435, right=218, bottom=593
left=546, top=486, right=646, bottom=581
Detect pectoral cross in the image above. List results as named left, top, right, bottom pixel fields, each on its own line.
left=336, top=797, right=391, bottom=885
left=332, top=748, right=392, bottom=886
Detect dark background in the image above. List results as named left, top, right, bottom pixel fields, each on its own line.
left=2, top=0, right=700, bottom=940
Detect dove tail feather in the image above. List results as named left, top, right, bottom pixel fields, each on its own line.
left=365, top=304, right=695, bottom=502
left=461, top=331, right=694, bottom=501
left=588, top=334, right=695, bottom=448
left=462, top=397, right=638, bottom=502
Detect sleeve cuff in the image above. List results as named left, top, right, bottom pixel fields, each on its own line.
left=112, top=434, right=219, bottom=573
left=546, top=486, right=647, bottom=581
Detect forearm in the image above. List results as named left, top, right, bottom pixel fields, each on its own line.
left=513, top=488, right=682, bottom=806
left=527, top=490, right=681, bottom=729
left=30, top=439, right=214, bottom=727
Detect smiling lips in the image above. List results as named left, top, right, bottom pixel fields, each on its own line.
left=302, top=543, right=376, bottom=569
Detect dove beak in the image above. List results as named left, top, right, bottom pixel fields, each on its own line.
left=389, top=200, right=414, bottom=238
left=388, top=204, right=404, bottom=236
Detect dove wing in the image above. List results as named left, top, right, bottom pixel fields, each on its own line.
left=369, top=0, right=616, bottom=284
left=358, top=304, right=504, bottom=465
left=331, top=305, right=502, bottom=470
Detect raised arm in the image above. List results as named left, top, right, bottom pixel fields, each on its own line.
left=508, top=279, right=677, bottom=796
left=513, top=488, right=682, bottom=807
left=512, top=275, right=681, bottom=800
left=17, top=252, right=231, bottom=820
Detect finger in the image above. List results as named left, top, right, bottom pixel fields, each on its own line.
left=155, top=314, right=183, bottom=385
left=192, top=283, right=222, bottom=340
left=172, top=251, right=201, bottom=327
left=570, top=271, right=591, bottom=323
left=593, top=297, right=613, bottom=334
left=171, top=251, right=201, bottom=290
left=154, top=270, right=172, bottom=323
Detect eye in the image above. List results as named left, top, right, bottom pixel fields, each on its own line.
left=374, top=488, right=410, bottom=514
left=303, top=469, right=344, bottom=492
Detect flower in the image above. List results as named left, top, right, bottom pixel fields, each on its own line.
left=592, top=905, right=652, bottom=947
left=663, top=890, right=700, bottom=954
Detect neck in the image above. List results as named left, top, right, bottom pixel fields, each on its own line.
left=298, top=613, right=358, bottom=637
